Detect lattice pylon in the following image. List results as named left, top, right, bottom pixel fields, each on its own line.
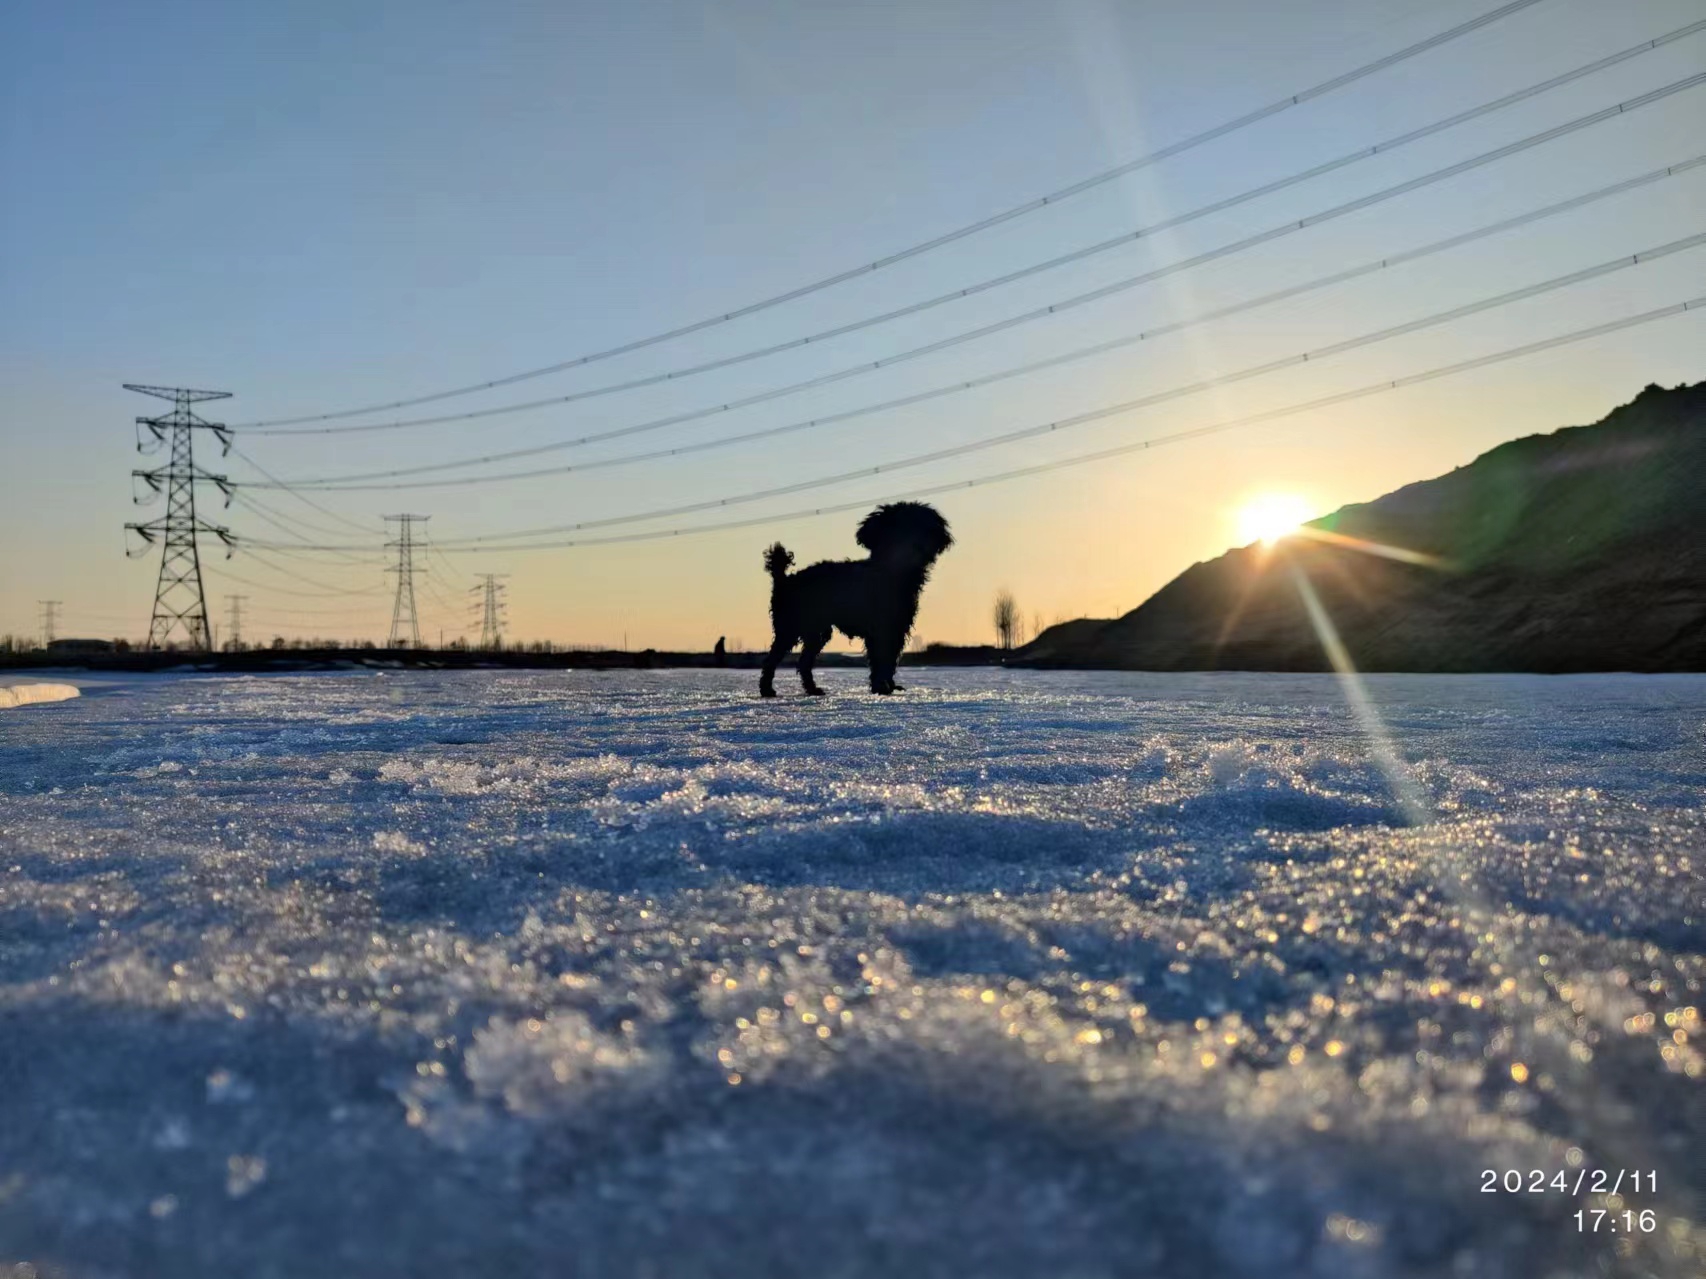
left=472, top=573, right=508, bottom=651
left=123, top=385, right=235, bottom=650
left=385, top=514, right=429, bottom=648
left=38, top=600, right=61, bottom=648
left=225, top=594, right=248, bottom=651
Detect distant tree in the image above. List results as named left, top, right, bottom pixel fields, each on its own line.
left=993, top=589, right=1019, bottom=650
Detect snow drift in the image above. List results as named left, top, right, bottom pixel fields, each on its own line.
left=0, top=680, right=80, bottom=709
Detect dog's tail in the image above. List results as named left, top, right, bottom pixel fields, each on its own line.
left=763, top=543, right=795, bottom=580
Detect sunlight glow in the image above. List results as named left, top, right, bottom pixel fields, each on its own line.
left=1235, top=493, right=1314, bottom=547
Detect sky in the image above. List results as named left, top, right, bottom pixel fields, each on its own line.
left=2, top=0, right=1702, bottom=650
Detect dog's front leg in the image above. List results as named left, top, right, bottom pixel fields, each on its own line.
left=867, top=637, right=902, bottom=694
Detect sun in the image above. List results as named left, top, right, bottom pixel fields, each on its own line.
left=1235, top=493, right=1314, bottom=548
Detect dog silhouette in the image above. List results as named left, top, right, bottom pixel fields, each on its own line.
left=759, top=502, right=953, bottom=697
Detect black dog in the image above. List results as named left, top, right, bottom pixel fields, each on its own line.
left=759, top=502, right=953, bottom=697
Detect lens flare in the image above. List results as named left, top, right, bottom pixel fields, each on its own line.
left=1235, top=493, right=1313, bottom=547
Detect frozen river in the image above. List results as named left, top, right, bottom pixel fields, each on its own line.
left=1, top=667, right=1701, bottom=1276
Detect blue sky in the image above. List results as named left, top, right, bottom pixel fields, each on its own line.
left=3, top=0, right=1702, bottom=648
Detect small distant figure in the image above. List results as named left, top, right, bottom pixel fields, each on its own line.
left=713, top=636, right=727, bottom=666
left=760, top=501, right=954, bottom=697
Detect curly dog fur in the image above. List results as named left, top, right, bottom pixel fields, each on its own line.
left=759, top=502, right=954, bottom=697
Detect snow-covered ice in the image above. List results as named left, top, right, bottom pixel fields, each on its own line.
left=0, top=667, right=1701, bottom=1277
left=0, top=679, right=81, bottom=710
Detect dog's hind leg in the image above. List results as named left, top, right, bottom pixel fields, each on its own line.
left=759, top=635, right=795, bottom=698
left=797, top=628, right=832, bottom=695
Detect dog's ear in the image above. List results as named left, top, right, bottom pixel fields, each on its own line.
left=855, top=509, right=884, bottom=552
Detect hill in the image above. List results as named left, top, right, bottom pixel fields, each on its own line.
left=1016, top=381, right=1706, bottom=672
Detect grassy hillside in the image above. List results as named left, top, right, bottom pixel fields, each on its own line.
left=1017, top=381, right=1706, bottom=672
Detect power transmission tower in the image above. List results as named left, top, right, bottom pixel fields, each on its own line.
left=123, top=385, right=235, bottom=650
left=225, top=594, right=248, bottom=651
left=38, top=600, right=61, bottom=648
left=471, top=574, right=508, bottom=651
left=384, top=514, right=429, bottom=648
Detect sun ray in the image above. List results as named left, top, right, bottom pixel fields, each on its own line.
left=1291, top=525, right=1449, bottom=569
left=1286, top=562, right=1430, bottom=824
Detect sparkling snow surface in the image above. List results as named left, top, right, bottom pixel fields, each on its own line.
left=1, top=668, right=1702, bottom=1277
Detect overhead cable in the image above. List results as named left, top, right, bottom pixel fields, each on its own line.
left=230, top=445, right=379, bottom=534
left=248, top=26, right=1703, bottom=442
left=237, top=236, right=1706, bottom=550
left=252, top=154, right=1706, bottom=491
left=233, top=0, right=1561, bottom=429
left=241, top=41, right=1706, bottom=449
left=434, top=297, right=1706, bottom=553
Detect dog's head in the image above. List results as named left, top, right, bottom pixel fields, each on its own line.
left=855, top=502, right=954, bottom=567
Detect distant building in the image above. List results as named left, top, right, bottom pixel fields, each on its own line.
left=46, top=638, right=115, bottom=655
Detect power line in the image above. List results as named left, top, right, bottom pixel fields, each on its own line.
left=251, top=153, right=1706, bottom=492
left=236, top=229, right=1706, bottom=551
left=426, top=542, right=465, bottom=583
left=241, top=24, right=1705, bottom=442
left=428, top=295, right=1706, bottom=554
left=230, top=491, right=376, bottom=564
left=235, top=546, right=384, bottom=596
left=37, top=600, right=62, bottom=647
left=232, top=487, right=367, bottom=541
left=53, top=607, right=143, bottom=626
left=229, top=444, right=377, bottom=535
left=238, top=536, right=383, bottom=569
left=234, top=600, right=388, bottom=619
left=240, top=25, right=1706, bottom=457
left=439, top=236, right=1706, bottom=540
left=231, top=0, right=1554, bottom=430
left=255, top=22, right=1706, bottom=450
left=416, top=561, right=467, bottom=620
left=202, top=562, right=377, bottom=600
left=242, top=607, right=385, bottom=628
